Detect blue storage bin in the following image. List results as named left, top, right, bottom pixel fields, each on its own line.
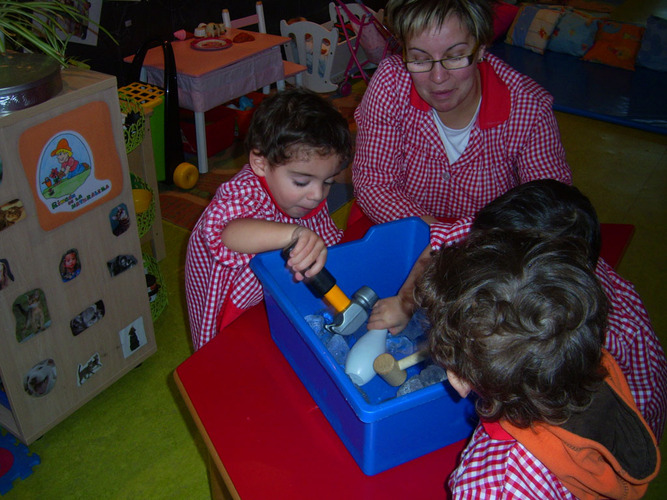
left=250, top=217, right=477, bottom=475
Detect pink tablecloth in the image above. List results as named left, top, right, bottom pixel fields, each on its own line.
left=143, top=46, right=284, bottom=112
left=131, top=29, right=288, bottom=112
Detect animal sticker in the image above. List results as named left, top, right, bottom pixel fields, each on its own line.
left=107, top=254, right=138, bottom=277
left=119, top=317, right=148, bottom=358
left=0, top=199, right=27, bottom=232
left=13, top=289, right=51, bottom=343
left=77, top=352, right=102, bottom=387
left=70, top=300, right=105, bottom=336
left=24, top=359, right=57, bottom=397
left=109, top=203, right=131, bottom=236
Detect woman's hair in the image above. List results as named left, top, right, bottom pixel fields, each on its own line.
left=415, top=229, right=608, bottom=428
left=473, top=179, right=602, bottom=267
left=386, top=0, right=495, bottom=47
left=245, top=88, right=352, bottom=169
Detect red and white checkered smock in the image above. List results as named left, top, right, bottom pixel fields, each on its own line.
left=431, top=220, right=667, bottom=442
left=448, top=352, right=659, bottom=499
left=352, top=53, right=572, bottom=224
left=185, top=165, right=343, bottom=351
left=448, top=422, right=577, bottom=499
left=597, top=258, right=667, bottom=441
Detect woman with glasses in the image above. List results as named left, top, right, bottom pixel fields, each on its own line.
left=352, top=0, right=572, bottom=241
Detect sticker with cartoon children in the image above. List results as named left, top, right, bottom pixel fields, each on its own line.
left=37, top=131, right=112, bottom=214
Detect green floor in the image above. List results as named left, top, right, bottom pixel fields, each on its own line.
left=2, top=112, right=666, bottom=498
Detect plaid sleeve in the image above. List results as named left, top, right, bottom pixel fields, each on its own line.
left=597, top=259, right=667, bottom=441
left=449, top=424, right=576, bottom=499
left=353, top=57, right=433, bottom=224
left=492, top=66, right=573, bottom=187
left=430, top=216, right=474, bottom=250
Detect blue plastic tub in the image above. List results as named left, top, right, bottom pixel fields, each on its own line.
left=250, top=217, right=477, bottom=475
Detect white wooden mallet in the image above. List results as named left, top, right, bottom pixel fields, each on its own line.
left=373, top=349, right=429, bottom=386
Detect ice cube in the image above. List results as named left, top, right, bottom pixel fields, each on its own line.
left=326, top=334, right=350, bottom=366
left=402, top=308, right=430, bottom=341
left=397, top=374, right=425, bottom=396
left=386, top=335, right=414, bottom=358
left=419, top=364, right=447, bottom=386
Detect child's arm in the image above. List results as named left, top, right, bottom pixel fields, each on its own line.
left=368, top=218, right=474, bottom=333
left=222, top=219, right=327, bottom=280
left=366, top=244, right=433, bottom=334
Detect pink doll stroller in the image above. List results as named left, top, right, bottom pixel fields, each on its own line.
left=332, top=1, right=400, bottom=95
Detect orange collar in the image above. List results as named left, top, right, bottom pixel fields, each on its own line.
left=499, top=350, right=660, bottom=500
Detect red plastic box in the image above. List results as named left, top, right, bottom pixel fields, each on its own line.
left=180, top=105, right=236, bottom=157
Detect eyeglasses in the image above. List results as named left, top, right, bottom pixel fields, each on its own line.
left=404, top=48, right=478, bottom=73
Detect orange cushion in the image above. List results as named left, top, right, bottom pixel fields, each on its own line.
left=581, top=20, right=645, bottom=71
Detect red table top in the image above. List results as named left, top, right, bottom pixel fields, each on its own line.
left=174, top=303, right=465, bottom=499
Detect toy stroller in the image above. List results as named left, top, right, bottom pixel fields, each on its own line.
left=332, top=0, right=400, bottom=95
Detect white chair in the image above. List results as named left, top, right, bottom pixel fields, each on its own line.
left=279, top=20, right=340, bottom=93
left=222, top=1, right=305, bottom=92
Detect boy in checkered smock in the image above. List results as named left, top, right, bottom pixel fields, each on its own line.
left=185, top=89, right=351, bottom=350
left=472, top=180, right=667, bottom=443
left=370, top=180, right=667, bottom=442
left=416, top=230, right=660, bottom=499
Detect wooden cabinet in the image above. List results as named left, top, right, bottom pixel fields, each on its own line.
left=0, top=69, right=157, bottom=444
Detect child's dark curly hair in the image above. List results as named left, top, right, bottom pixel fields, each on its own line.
left=244, top=88, right=352, bottom=169
left=416, top=229, right=608, bottom=428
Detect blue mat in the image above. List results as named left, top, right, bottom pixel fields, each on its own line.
left=489, top=42, right=667, bottom=135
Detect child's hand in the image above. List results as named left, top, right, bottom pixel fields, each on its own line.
left=367, top=296, right=412, bottom=335
left=285, top=227, right=327, bottom=281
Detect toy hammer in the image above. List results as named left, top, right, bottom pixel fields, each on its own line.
left=282, top=243, right=378, bottom=336
left=373, top=349, right=429, bottom=386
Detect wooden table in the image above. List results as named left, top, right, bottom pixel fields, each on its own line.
left=174, top=303, right=466, bottom=499
left=136, top=29, right=290, bottom=174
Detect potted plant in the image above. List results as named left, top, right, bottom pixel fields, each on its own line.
left=0, top=0, right=108, bottom=68
left=1, top=1, right=114, bottom=113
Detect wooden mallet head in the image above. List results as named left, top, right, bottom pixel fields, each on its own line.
left=373, top=349, right=428, bottom=386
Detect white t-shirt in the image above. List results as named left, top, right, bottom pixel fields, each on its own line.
left=432, top=99, right=482, bottom=164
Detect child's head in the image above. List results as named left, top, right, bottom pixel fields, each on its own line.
left=473, top=179, right=601, bottom=267
left=416, top=229, right=608, bottom=428
left=245, top=89, right=352, bottom=218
